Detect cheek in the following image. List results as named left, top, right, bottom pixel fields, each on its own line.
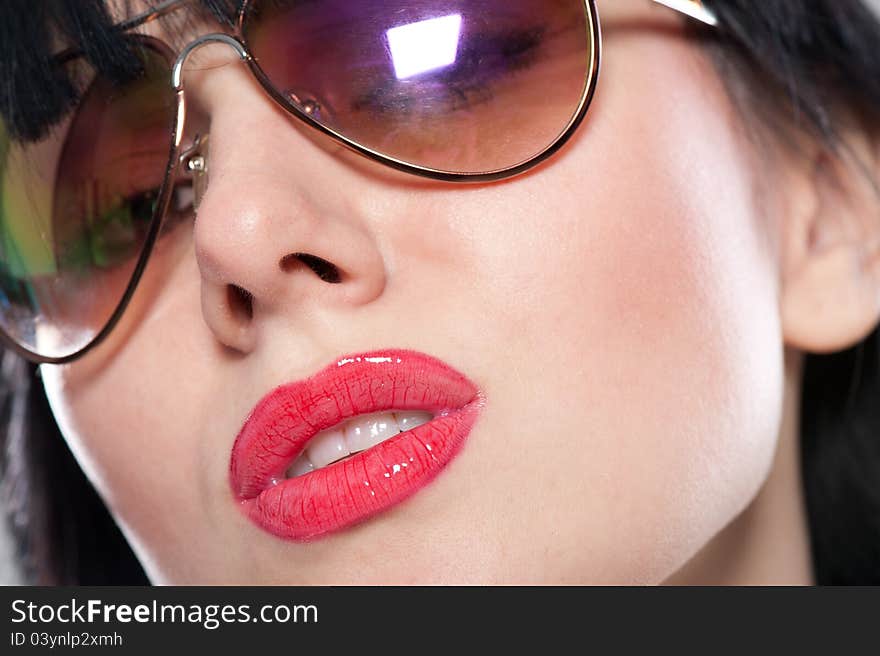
left=446, top=44, right=783, bottom=580
left=38, top=240, right=232, bottom=581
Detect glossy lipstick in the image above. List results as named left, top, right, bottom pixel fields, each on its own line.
left=230, top=349, right=484, bottom=541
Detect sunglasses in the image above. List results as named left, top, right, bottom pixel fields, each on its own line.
left=0, top=0, right=717, bottom=364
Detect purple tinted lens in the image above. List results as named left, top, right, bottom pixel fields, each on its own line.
left=244, top=0, right=594, bottom=175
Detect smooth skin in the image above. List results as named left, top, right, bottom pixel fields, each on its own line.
left=39, top=0, right=880, bottom=583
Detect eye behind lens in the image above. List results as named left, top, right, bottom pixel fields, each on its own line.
left=243, top=0, right=595, bottom=177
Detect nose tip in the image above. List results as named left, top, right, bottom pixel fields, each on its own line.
left=192, top=185, right=387, bottom=354
left=171, top=36, right=388, bottom=355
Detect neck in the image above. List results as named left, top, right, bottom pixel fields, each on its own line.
left=664, top=348, right=815, bottom=585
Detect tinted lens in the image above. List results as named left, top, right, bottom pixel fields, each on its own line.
left=244, top=0, right=594, bottom=175
left=0, top=44, right=176, bottom=360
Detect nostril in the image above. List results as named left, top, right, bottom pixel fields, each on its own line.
left=227, top=284, right=254, bottom=321
left=280, top=253, right=343, bottom=284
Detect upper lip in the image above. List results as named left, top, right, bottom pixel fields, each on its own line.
left=230, top=349, right=481, bottom=500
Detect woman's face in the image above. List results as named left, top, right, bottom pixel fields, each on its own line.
left=39, top=0, right=786, bottom=583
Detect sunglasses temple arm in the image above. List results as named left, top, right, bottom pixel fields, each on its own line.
left=649, top=0, right=718, bottom=26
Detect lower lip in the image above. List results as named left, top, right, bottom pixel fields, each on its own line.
left=231, top=350, right=484, bottom=542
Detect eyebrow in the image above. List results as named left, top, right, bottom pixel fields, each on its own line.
left=116, top=0, right=189, bottom=32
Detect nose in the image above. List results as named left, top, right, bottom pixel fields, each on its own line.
left=183, top=61, right=387, bottom=354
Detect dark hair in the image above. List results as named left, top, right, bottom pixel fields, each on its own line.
left=1, top=0, right=879, bottom=584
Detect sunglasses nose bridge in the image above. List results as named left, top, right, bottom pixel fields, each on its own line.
left=171, top=33, right=249, bottom=91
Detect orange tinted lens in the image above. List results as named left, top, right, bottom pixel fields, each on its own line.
left=244, top=0, right=594, bottom=175
left=0, top=44, right=176, bottom=359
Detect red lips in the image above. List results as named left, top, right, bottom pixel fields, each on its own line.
left=230, top=349, right=484, bottom=541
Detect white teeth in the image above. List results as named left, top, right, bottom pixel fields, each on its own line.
left=344, top=412, right=399, bottom=454
left=394, top=411, right=432, bottom=432
left=285, top=409, right=434, bottom=478
left=285, top=454, right=315, bottom=478
left=305, top=428, right=347, bottom=469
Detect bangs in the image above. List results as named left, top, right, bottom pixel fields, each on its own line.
left=0, top=1, right=238, bottom=142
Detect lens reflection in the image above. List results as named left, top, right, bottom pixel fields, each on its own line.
left=387, top=14, right=463, bottom=80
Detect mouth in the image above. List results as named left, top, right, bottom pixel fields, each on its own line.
left=230, top=349, right=484, bottom=542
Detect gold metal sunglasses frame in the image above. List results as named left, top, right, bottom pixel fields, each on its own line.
left=130, top=0, right=716, bottom=184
